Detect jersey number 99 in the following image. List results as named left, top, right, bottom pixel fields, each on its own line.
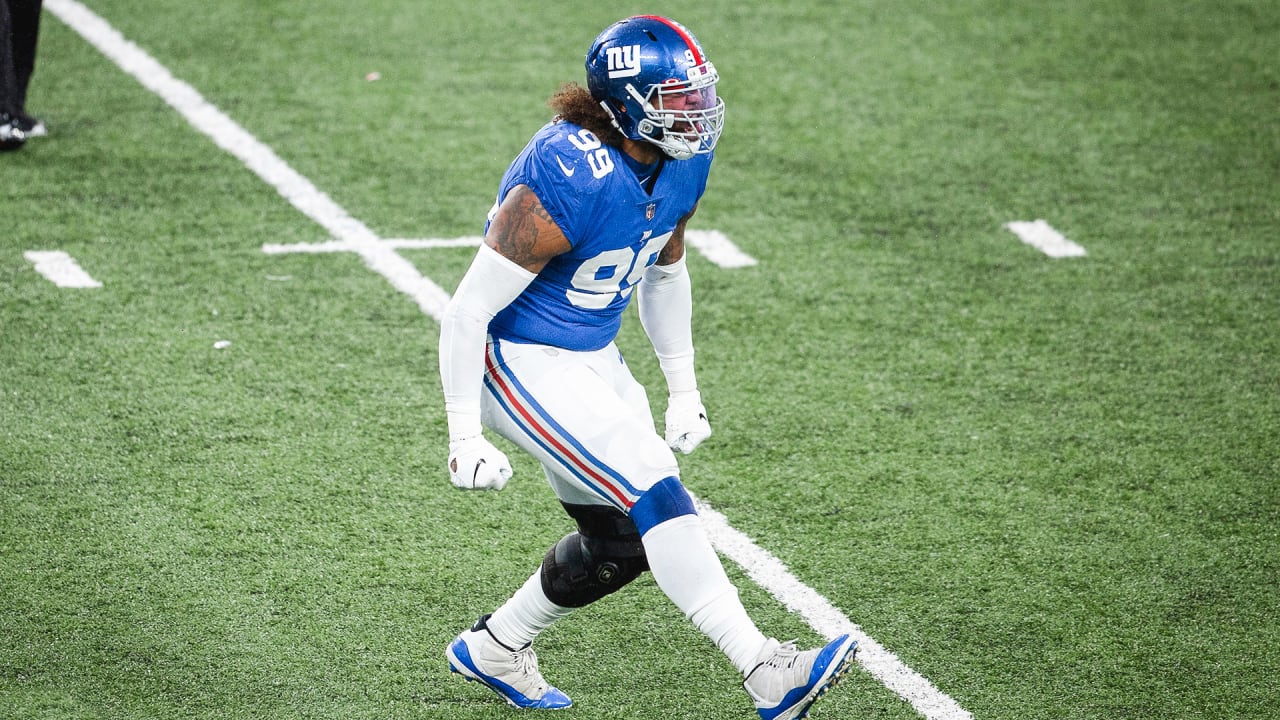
left=567, top=230, right=671, bottom=309
left=568, top=129, right=616, bottom=179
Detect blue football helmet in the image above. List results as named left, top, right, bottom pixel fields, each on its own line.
left=585, top=16, right=726, bottom=160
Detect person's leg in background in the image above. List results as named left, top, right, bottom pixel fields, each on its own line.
left=10, top=0, right=43, bottom=135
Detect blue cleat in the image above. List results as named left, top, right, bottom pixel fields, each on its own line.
left=743, top=634, right=859, bottom=720
left=446, top=615, right=572, bottom=710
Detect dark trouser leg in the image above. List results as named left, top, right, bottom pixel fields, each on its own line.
left=0, top=0, right=18, bottom=116
left=10, top=0, right=40, bottom=110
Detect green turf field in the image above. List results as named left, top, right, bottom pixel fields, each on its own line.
left=3, top=1, right=1278, bottom=718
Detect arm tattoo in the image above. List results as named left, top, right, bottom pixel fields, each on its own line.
left=658, top=205, right=697, bottom=265
left=486, top=186, right=566, bottom=270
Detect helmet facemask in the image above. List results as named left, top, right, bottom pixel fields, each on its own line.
left=611, top=60, right=725, bottom=161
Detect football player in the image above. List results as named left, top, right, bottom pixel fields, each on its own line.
left=438, top=16, right=858, bottom=719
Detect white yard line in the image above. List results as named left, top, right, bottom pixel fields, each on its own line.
left=1005, top=219, right=1087, bottom=258
left=47, top=2, right=969, bottom=717
left=267, top=231, right=761, bottom=265
left=685, top=229, right=759, bottom=268
left=43, top=0, right=451, bottom=319
left=24, top=250, right=102, bottom=288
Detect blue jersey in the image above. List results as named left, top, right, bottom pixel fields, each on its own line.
left=486, top=121, right=713, bottom=352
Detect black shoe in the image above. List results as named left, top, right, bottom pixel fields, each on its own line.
left=0, top=113, right=27, bottom=151
left=14, top=111, right=46, bottom=138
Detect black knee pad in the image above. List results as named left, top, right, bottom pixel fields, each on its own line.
left=539, top=503, right=650, bottom=608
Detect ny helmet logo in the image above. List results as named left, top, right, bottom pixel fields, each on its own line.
left=606, top=45, right=642, bottom=78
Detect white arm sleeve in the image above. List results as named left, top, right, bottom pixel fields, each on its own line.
left=637, top=255, right=697, bottom=394
left=439, top=244, right=536, bottom=441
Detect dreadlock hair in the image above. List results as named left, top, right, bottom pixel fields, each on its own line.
left=547, top=82, right=628, bottom=149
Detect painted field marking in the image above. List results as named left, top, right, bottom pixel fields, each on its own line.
left=1005, top=219, right=1087, bottom=258
left=265, top=229, right=760, bottom=268
left=685, top=229, right=759, bottom=268
left=48, top=3, right=968, bottom=718
left=43, top=0, right=451, bottom=319
left=24, top=250, right=103, bottom=288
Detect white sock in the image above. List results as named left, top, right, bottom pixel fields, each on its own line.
left=641, top=514, right=770, bottom=675
left=485, top=570, right=574, bottom=649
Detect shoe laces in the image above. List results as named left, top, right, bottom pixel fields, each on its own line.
left=763, top=640, right=801, bottom=670
left=510, top=645, right=549, bottom=695
left=512, top=645, right=538, bottom=675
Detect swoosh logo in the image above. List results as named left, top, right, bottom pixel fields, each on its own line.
left=555, top=156, right=575, bottom=177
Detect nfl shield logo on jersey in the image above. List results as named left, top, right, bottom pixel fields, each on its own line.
left=646, top=203, right=656, bottom=221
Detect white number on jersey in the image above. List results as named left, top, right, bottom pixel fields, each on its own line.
left=567, top=129, right=615, bottom=179
left=566, top=230, right=671, bottom=309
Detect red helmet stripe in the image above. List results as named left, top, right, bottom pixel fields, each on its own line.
left=634, top=15, right=704, bottom=64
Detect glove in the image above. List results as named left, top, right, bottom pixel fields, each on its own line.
left=664, top=391, right=711, bottom=455
left=447, top=435, right=513, bottom=490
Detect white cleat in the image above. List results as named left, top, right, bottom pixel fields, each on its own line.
left=446, top=614, right=572, bottom=710
left=744, top=635, right=859, bottom=720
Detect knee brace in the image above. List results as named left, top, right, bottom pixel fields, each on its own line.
left=540, top=503, right=650, bottom=608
